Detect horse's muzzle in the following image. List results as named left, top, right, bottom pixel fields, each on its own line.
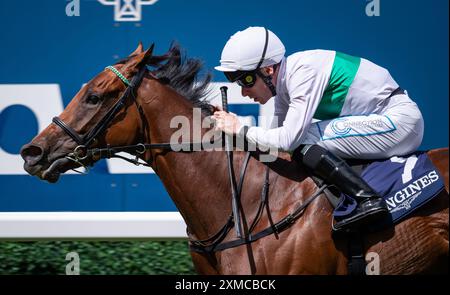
left=20, top=143, right=44, bottom=167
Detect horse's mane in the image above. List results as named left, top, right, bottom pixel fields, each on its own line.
left=116, top=43, right=214, bottom=115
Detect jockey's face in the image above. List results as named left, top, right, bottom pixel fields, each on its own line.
left=240, top=66, right=277, bottom=105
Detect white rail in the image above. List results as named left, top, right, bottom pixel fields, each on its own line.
left=0, top=212, right=187, bottom=240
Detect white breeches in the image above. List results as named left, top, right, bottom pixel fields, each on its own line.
left=302, top=94, right=424, bottom=159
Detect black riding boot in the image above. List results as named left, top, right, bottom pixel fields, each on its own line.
left=294, top=145, right=389, bottom=232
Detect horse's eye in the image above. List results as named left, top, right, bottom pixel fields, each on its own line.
left=86, top=95, right=101, bottom=105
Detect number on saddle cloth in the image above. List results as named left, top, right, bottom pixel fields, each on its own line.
left=334, top=152, right=446, bottom=224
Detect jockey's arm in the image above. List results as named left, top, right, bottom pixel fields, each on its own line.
left=242, top=65, right=328, bottom=152
left=269, top=92, right=288, bottom=128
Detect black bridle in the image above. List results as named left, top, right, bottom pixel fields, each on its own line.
left=53, top=62, right=220, bottom=167
left=51, top=60, right=327, bottom=253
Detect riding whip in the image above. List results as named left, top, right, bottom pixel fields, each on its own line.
left=220, top=86, right=243, bottom=238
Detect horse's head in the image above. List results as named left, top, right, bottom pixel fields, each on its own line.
left=20, top=43, right=154, bottom=183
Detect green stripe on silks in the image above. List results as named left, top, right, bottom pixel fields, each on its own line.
left=313, top=52, right=361, bottom=120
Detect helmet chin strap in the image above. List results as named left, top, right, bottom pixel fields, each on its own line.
left=256, top=69, right=277, bottom=96
left=254, top=28, right=277, bottom=97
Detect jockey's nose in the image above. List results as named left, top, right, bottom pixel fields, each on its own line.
left=241, top=86, right=249, bottom=97
left=20, top=143, right=44, bottom=166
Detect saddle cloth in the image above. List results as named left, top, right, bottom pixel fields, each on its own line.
left=333, top=152, right=446, bottom=224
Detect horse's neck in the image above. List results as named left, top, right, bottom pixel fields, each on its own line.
left=139, top=80, right=231, bottom=239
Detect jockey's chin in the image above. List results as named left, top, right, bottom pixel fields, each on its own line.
left=251, top=96, right=271, bottom=104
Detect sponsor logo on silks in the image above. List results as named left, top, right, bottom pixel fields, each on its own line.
left=319, top=115, right=396, bottom=141
left=98, top=0, right=158, bottom=22
left=330, top=118, right=352, bottom=136
left=386, top=170, right=440, bottom=212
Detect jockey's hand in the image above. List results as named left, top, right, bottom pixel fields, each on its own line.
left=212, top=111, right=242, bottom=135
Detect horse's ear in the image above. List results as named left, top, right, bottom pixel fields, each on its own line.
left=123, top=43, right=154, bottom=74
left=138, top=43, right=154, bottom=65
left=129, top=41, right=144, bottom=56
left=144, top=43, right=154, bottom=59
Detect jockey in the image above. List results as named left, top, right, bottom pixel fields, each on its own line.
left=213, top=26, right=424, bottom=232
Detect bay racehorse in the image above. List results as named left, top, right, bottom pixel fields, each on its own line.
left=20, top=44, right=449, bottom=274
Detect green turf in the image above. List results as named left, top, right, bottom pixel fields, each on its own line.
left=0, top=240, right=196, bottom=275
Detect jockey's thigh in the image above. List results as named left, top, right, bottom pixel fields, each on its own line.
left=302, top=94, right=424, bottom=159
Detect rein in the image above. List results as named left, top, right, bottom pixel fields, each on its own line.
left=71, top=142, right=222, bottom=168
left=189, top=167, right=328, bottom=253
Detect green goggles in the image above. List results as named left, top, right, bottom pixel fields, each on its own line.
left=224, top=71, right=257, bottom=88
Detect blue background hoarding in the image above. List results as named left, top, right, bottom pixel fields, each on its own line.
left=0, top=0, right=448, bottom=211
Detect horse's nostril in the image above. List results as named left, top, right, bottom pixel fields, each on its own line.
left=20, top=144, right=44, bottom=165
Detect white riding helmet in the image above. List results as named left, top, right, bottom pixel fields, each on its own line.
left=215, top=27, right=286, bottom=72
